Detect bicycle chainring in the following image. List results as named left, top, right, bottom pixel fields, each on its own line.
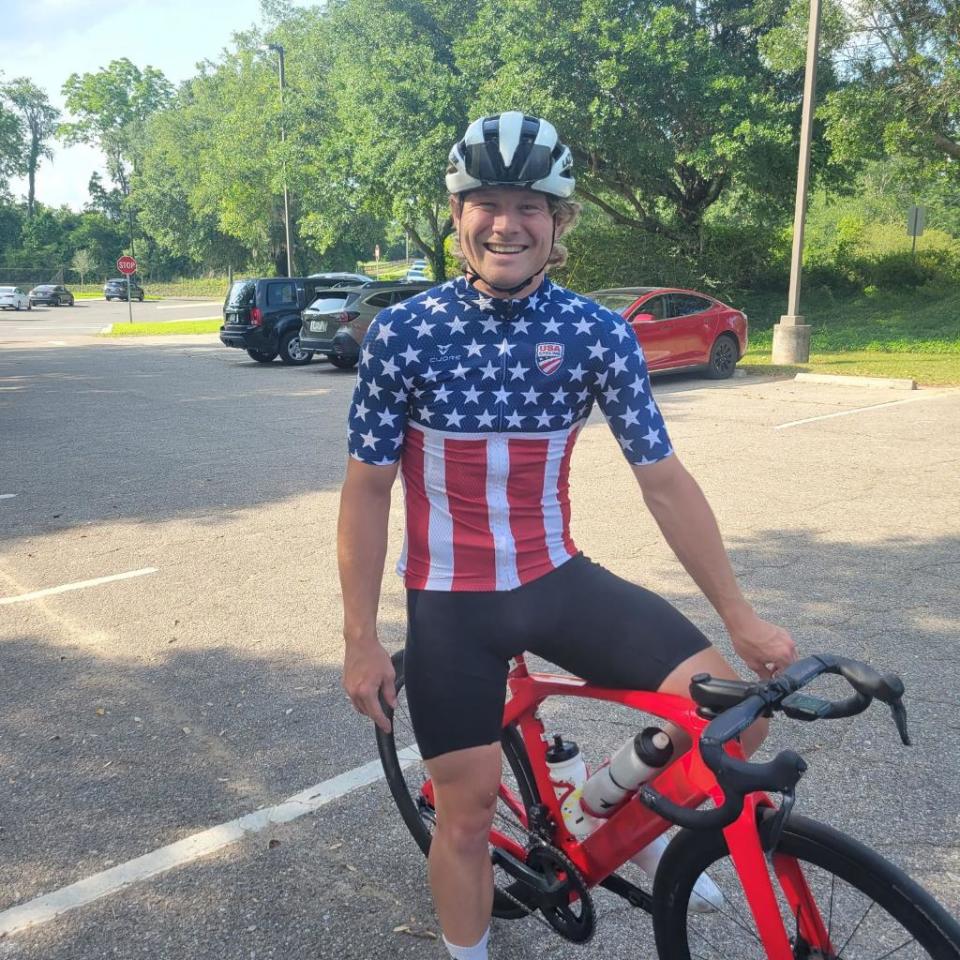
left=524, top=842, right=595, bottom=943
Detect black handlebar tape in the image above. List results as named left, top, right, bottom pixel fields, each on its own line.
left=822, top=690, right=871, bottom=719
left=639, top=785, right=744, bottom=831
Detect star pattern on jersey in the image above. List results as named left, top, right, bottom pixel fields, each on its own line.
left=347, top=277, right=672, bottom=466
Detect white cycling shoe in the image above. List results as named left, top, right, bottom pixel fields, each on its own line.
left=631, top=833, right=724, bottom=913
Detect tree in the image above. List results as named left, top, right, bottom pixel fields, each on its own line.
left=460, top=0, right=841, bottom=250
left=3, top=78, right=59, bottom=218
left=0, top=76, right=25, bottom=194
left=71, top=248, right=95, bottom=286
left=60, top=59, right=174, bottom=250
left=311, top=0, right=479, bottom=280
left=820, top=0, right=960, bottom=187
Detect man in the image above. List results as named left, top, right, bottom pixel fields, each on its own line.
left=339, top=112, right=797, bottom=960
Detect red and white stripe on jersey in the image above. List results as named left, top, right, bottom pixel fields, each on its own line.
left=398, top=419, right=582, bottom=591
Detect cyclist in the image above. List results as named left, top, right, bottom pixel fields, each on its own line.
left=338, top=111, right=798, bottom=960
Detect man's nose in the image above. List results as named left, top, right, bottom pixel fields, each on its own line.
left=491, top=210, right=520, bottom=234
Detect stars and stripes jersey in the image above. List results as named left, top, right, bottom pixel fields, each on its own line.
left=347, top=275, right=673, bottom=591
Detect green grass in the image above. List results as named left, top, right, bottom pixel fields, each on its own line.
left=100, top=319, right=221, bottom=337
left=734, top=283, right=960, bottom=385
left=75, top=291, right=162, bottom=301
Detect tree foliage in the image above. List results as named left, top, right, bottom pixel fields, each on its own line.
left=822, top=0, right=960, bottom=185
left=2, top=78, right=59, bottom=217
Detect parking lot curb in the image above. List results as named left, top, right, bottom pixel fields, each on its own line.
left=99, top=325, right=113, bottom=335
left=794, top=372, right=917, bottom=390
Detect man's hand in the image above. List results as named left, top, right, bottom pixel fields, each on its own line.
left=727, top=609, right=798, bottom=679
left=342, top=639, right=397, bottom=733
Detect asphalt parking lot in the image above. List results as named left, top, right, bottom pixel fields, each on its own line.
left=0, top=298, right=220, bottom=341
left=1, top=335, right=958, bottom=958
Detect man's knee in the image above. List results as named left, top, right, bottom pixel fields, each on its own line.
left=427, top=743, right=501, bottom=856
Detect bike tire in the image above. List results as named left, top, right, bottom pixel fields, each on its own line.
left=653, top=810, right=960, bottom=959
left=375, top=649, right=540, bottom=919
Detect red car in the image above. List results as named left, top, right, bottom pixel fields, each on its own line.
left=588, top=287, right=748, bottom=379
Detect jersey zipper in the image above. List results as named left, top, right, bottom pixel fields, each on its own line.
left=497, top=300, right=516, bottom=432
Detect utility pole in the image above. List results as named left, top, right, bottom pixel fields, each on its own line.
left=264, top=43, right=294, bottom=278
left=772, top=0, right=822, bottom=364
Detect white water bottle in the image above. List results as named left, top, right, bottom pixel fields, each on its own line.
left=580, top=727, right=674, bottom=818
left=545, top=735, right=597, bottom=838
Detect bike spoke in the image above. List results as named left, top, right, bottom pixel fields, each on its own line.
left=836, top=899, right=876, bottom=958
left=873, top=935, right=920, bottom=960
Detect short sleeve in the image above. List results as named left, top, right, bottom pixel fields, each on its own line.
left=589, top=308, right=673, bottom=466
left=347, top=311, right=410, bottom=465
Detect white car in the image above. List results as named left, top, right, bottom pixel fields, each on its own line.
left=0, top=286, right=31, bottom=311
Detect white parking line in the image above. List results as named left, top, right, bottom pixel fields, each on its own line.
left=155, top=302, right=219, bottom=310
left=0, top=748, right=419, bottom=937
left=0, top=568, right=158, bottom=606
left=0, top=493, right=16, bottom=500
left=775, top=396, right=930, bottom=430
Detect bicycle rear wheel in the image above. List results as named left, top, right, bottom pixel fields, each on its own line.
left=374, top=650, right=541, bottom=919
left=653, top=811, right=960, bottom=959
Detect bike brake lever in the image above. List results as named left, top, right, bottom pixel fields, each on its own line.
left=890, top=699, right=911, bottom=746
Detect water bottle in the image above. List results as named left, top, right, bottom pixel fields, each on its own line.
left=545, top=735, right=596, bottom=838
left=580, top=727, right=674, bottom=818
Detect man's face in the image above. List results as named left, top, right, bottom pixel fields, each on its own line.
left=450, top=188, right=554, bottom=297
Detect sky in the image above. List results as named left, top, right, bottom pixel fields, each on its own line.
left=5, top=0, right=270, bottom=210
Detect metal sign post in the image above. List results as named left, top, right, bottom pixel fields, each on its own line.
left=117, top=255, right=138, bottom=323
left=907, top=205, right=926, bottom=262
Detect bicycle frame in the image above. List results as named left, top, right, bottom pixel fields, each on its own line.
left=494, top=655, right=834, bottom=959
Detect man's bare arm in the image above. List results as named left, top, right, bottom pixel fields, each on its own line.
left=632, top=455, right=797, bottom=676
left=338, top=457, right=400, bottom=731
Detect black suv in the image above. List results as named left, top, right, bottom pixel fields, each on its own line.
left=300, top=280, right=432, bottom=369
left=220, top=276, right=357, bottom=365
left=104, top=277, right=145, bottom=301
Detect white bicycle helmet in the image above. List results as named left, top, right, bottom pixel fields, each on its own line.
left=446, top=112, right=575, bottom=198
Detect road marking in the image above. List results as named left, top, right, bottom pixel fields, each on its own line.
left=155, top=302, right=219, bottom=310
left=0, top=568, right=158, bottom=606
left=775, top=396, right=930, bottom=430
left=48, top=340, right=68, bottom=345
left=0, top=747, right=419, bottom=937
left=0, top=493, right=16, bottom=500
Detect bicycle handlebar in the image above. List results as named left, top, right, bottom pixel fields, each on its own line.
left=640, top=653, right=909, bottom=831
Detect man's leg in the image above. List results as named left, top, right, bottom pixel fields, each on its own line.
left=656, top=645, right=768, bottom=756
left=425, top=742, right=502, bottom=956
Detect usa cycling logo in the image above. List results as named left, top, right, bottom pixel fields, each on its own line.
left=536, top=342, right=564, bottom=375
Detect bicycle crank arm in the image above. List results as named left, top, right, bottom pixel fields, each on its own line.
left=491, top=848, right=569, bottom=909
left=599, top=872, right=654, bottom=912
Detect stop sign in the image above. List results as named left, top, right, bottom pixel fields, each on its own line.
left=117, top=255, right=137, bottom=275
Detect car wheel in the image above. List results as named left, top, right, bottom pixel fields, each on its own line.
left=246, top=348, right=278, bottom=364
left=278, top=330, right=313, bottom=366
left=138, top=294, right=144, bottom=302
left=705, top=334, right=738, bottom=379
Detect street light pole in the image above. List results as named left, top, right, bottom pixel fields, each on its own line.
left=772, top=0, right=822, bottom=364
left=267, top=42, right=294, bottom=278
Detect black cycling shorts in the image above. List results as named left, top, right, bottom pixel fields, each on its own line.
left=403, top=553, right=711, bottom=760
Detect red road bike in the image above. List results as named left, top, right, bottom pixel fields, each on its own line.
left=376, top=651, right=960, bottom=958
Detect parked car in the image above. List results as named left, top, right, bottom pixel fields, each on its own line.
left=411, top=259, right=428, bottom=271
left=300, top=280, right=432, bottom=369
left=104, top=277, right=145, bottom=301
left=27, top=283, right=75, bottom=307
left=0, top=286, right=32, bottom=311
left=588, top=287, right=748, bottom=379
left=220, top=276, right=353, bottom=365
left=307, top=271, right=374, bottom=286
left=404, top=269, right=430, bottom=283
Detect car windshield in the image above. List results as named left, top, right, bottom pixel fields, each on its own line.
left=34, top=285, right=53, bottom=291
left=225, top=280, right=256, bottom=308
left=306, top=295, right=349, bottom=313
left=0, top=287, right=16, bottom=293
left=590, top=293, right=642, bottom=315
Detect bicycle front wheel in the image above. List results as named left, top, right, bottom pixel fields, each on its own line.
left=653, top=811, right=960, bottom=959
left=374, top=649, right=540, bottom=920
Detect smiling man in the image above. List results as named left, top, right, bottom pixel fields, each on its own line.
left=338, top=112, right=797, bottom=959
